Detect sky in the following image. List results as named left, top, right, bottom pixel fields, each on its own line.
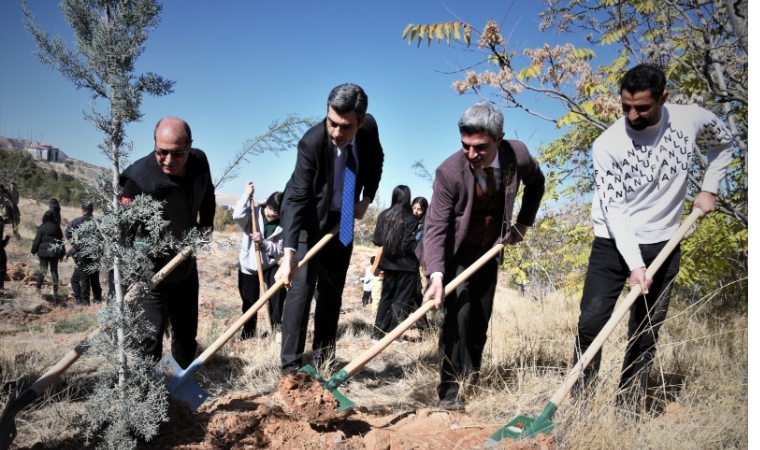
left=0, top=0, right=583, bottom=206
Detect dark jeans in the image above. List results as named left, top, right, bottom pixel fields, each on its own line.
left=238, top=265, right=286, bottom=338
left=438, top=245, right=498, bottom=401
left=0, top=247, right=6, bottom=290
left=280, top=212, right=353, bottom=371
left=574, top=237, right=681, bottom=403
left=71, top=257, right=102, bottom=302
left=139, top=270, right=199, bottom=370
left=36, top=256, right=59, bottom=291
left=372, top=270, right=418, bottom=339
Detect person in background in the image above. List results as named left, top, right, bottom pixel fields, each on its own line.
left=48, top=198, right=61, bottom=227
left=418, top=101, right=545, bottom=411
left=361, top=256, right=374, bottom=308
left=371, top=185, right=420, bottom=342
left=572, top=63, right=734, bottom=410
left=65, top=202, right=102, bottom=307
left=410, top=196, right=430, bottom=330
left=0, top=193, right=12, bottom=295
left=119, top=116, right=215, bottom=370
left=31, top=210, right=66, bottom=297
left=412, top=196, right=428, bottom=242
left=233, top=181, right=285, bottom=339
left=8, top=182, right=21, bottom=239
left=370, top=254, right=383, bottom=314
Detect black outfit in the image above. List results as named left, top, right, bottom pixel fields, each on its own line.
left=119, top=148, right=215, bottom=369
left=65, top=213, right=102, bottom=305
left=8, top=190, right=20, bottom=238
left=31, top=219, right=65, bottom=293
left=0, top=217, right=9, bottom=291
left=238, top=265, right=284, bottom=338
left=279, top=114, right=384, bottom=372
left=371, top=209, right=420, bottom=339
left=412, top=214, right=428, bottom=330
left=575, top=237, right=681, bottom=404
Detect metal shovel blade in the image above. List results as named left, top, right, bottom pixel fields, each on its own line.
left=298, top=365, right=355, bottom=412
left=159, top=354, right=209, bottom=412
left=486, top=402, right=557, bottom=446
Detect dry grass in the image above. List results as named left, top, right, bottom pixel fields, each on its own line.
left=0, top=212, right=748, bottom=449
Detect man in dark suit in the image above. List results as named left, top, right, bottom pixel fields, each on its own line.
left=276, top=83, right=384, bottom=374
left=417, top=101, right=545, bottom=411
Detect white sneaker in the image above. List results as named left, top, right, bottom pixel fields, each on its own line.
left=275, top=332, right=282, bottom=344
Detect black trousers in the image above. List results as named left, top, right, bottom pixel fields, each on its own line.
left=372, top=270, right=418, bottom=339
left=438, top=245, right=498, bottom=401
left=71, top=257, right=102, bottom=302
left=139, top=269, right=199, bottom=370
left=575, top=237, right=681, bottom=401
left=36, top=256, right=59, bottom=291
left=238, top=266, right=286, bottom=338
left=280, top=212, right=353, bottom=371
left=0, top=246, right=6, bottom=290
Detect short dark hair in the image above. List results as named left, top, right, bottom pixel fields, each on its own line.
left=265, top=191, right=283, bottom=213
left=327, top=83, right=368, bottom=121
left=620, top=63, right=667, bottom=100
left=82, top=202, right=94, bottom=213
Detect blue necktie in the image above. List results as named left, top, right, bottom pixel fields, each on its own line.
left=339, top=144, right=355, bottom=246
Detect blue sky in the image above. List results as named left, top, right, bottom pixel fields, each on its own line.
left=1, top=1, right=576, bottom=205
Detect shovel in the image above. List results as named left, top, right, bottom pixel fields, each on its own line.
left=300, top=242, right=507, bottom=412
left=0, top=245, right=194, bottom=450
left=486, top=208, right=702, bottom=446
left=160, top=224, right=339, bottom=412
left=250, top=193, right=273, bottom=334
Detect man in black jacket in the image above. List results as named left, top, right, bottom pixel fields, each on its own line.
left=275, top=83, right=384, bottom=374
left=9, top=182, right=20, bottom=239
left=119, top=117, right=215, bottom=370
left=64, top=202, right=102, bottom=307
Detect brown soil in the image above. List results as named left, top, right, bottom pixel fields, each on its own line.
left=136, top=391, right=556, bottom=450
left=277, top=372, right=341, bottom=424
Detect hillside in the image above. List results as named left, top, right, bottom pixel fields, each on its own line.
left=0, top=141, right=241, bottom=206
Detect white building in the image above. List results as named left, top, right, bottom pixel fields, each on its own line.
left=25, top=143, right=68, bottom=162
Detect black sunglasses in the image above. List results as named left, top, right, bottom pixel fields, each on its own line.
left=154, top=143, right=190, bottom=158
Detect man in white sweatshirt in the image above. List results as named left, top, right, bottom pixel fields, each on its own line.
left=574, top=63, right=734, bottom=408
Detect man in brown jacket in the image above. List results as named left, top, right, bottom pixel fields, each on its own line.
left=418, top=101, right=545, bottom=411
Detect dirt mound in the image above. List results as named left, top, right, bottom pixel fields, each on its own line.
left=135, top=391, right=556, bottom=450
left=277, top=371, right=341, bottom=424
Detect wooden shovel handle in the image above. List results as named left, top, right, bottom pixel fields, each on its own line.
left=250, top=196, right=273, bottom=333
left=342, top=243, right=506, bottom=378
left=197, top=224, right=340, bottom=362
left=27, top=245, right=195, bottom=396
left=549, top=208, right=702, bottom=407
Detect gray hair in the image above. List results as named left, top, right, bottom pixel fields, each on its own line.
left=458, top=101, right=504, bottom=141
left=327, top=83, right=368, bottom=120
